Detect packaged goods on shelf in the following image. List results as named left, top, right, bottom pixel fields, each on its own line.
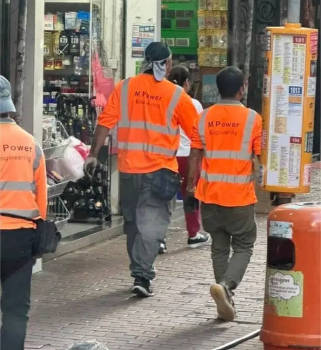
left=44, top=14, right=55, bottom=31
left=199, top=0, right=227, bottom=10
left=197, top=3, right=228, bottom=68
left=65, top=12, right=78, bottom=30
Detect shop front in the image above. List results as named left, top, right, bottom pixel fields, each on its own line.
left=1, top=0, right=127, bottom=267
left=161, top=0, right=228, bottom=107
left=42, top=0, right=113, bottom=242
left=1, top=0, right=165, bottom=265
left=41, top=0, right=162, bottom=244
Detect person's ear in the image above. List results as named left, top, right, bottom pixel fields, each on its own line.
left=237, top=84, right=245, bottom=99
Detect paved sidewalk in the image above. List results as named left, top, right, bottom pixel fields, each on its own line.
left=25, top=167, right=320, bottom=350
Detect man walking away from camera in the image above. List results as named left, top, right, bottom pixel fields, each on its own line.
left=186, top=66, right=262, bottom=321
left=0, top=75, right=47, bottom=349
left=84, top=42, right=199, bottom=297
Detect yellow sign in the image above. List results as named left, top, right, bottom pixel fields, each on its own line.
left=261, top=23, right=318, bottom=193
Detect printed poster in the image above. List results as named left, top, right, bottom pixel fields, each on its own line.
left=266, top=269, right=303, bottom=318
left=131, top=25, right=155, bottom=58
left=266, top=34, right=306, bottom=187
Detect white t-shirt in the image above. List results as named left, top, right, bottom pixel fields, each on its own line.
left=177, top=98, right=203, bottom=157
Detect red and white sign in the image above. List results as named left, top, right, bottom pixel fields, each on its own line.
left=293, top=36, right=306, bottom=44
left=310, top=32, right=318, bottom=55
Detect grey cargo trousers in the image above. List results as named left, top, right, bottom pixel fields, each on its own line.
left=119, top=172, right=171, bottom=281
left=201, top=203, right=257, bottom=290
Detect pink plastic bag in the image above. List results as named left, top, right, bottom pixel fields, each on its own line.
left=74, top=143, right=89, bottom=160
left=92, top=53, right=114, bottom=108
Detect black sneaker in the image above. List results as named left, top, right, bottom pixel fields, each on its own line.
left=210, top=283, right=236, bottom=321
left=132, top=278, right=154, bottom=297
left=159, top=240, right=167, bottom=254
left=187, top=232, right=211, bottom=248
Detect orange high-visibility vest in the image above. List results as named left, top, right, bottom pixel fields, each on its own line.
left=193, top=100, right=262, bottom=207
left=0, top=118, right=47, bottom=229
left=98, top=74, right=198, bottom=173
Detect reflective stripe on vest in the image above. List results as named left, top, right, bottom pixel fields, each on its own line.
left=33, top=143, right=42, bottom=170
left=200, top=170, right=254, bottom=184
left=0, top=181, right=36, bottom=192
left=0, top=209, right=40, bottom=219
left=199, top=108, right=256, bottom=161
left=117, top=142, right=177, bottom=157
left=0, top=117, right=15, bottom=124
left=119, top=78, right=183, bottom=136
left=199, top=108, right=209, bottom=148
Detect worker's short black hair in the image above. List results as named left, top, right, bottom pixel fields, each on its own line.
left=216, top=66, right=244, bottom=98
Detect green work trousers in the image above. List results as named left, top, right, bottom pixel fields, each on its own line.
left=201, top=203, right=257, bottom=290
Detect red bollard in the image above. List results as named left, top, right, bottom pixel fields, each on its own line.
left=261, top=202, right=321, bottom=349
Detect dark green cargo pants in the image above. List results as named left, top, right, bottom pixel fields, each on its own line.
left=201, top=203, right=257, bottom=290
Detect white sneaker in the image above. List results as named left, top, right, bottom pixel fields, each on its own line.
left=187, top=232, right=211, bottom=248
left=159, top=241, right=167, bottom=254
left=210, top=283, right=236, bottom=321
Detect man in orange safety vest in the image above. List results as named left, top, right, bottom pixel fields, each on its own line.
left=85, top=42, right=199, bottom=297
left=0, top=75, right=47, bottom=349
left=187, top=66, right=262, bottom=321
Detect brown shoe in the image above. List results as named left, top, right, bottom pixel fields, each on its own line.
left=210, top=283, right=236, bottom=321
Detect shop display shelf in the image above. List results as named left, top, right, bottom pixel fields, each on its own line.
left=47, top=180, right=70, bottom=198
left=47, top=196, right=71, bottom=230
left=43, top=120, right=70, bottom=160
left=43, top=142, right=69, bottom=160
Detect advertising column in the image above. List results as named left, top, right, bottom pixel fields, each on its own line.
left=260, top=23, right=318, bottom=194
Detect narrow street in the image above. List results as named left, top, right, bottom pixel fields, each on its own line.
left=25, top=165, right=320, bottom=350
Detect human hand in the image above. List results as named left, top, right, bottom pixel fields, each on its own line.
left=185, top=185, right=196, bottom=198
left=184, top=193, right=199, bottom=212
left=84, top=156, right=98, bottom=178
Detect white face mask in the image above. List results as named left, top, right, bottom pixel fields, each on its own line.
left=141, top=55, right=171, bottom=81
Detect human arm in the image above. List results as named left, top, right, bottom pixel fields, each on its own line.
left=85, top=82, right=121, bottom=174
left=252, top=113, right=262, bottom=158
left=34, top=146, right=47, bottom=219
left=84, top=124, right=111, bottom=177
left=89, top=125, right=110, bottom=158
left=186, top=148, right=203, bottom=195
left=252, top=113, right=262, bottom=169
left=186, top=121, right=204, bottom=195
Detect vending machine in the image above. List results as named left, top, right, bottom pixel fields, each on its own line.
left=260, top=23, right=318, bottom=194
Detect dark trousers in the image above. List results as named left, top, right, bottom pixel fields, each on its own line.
left=201, top=203, right=257, bottom=290
left=119, top=172, right=171, bottom=281
left=177, top=156, right=201, bottom=237
left=1, top=228, right=35, bottom=350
